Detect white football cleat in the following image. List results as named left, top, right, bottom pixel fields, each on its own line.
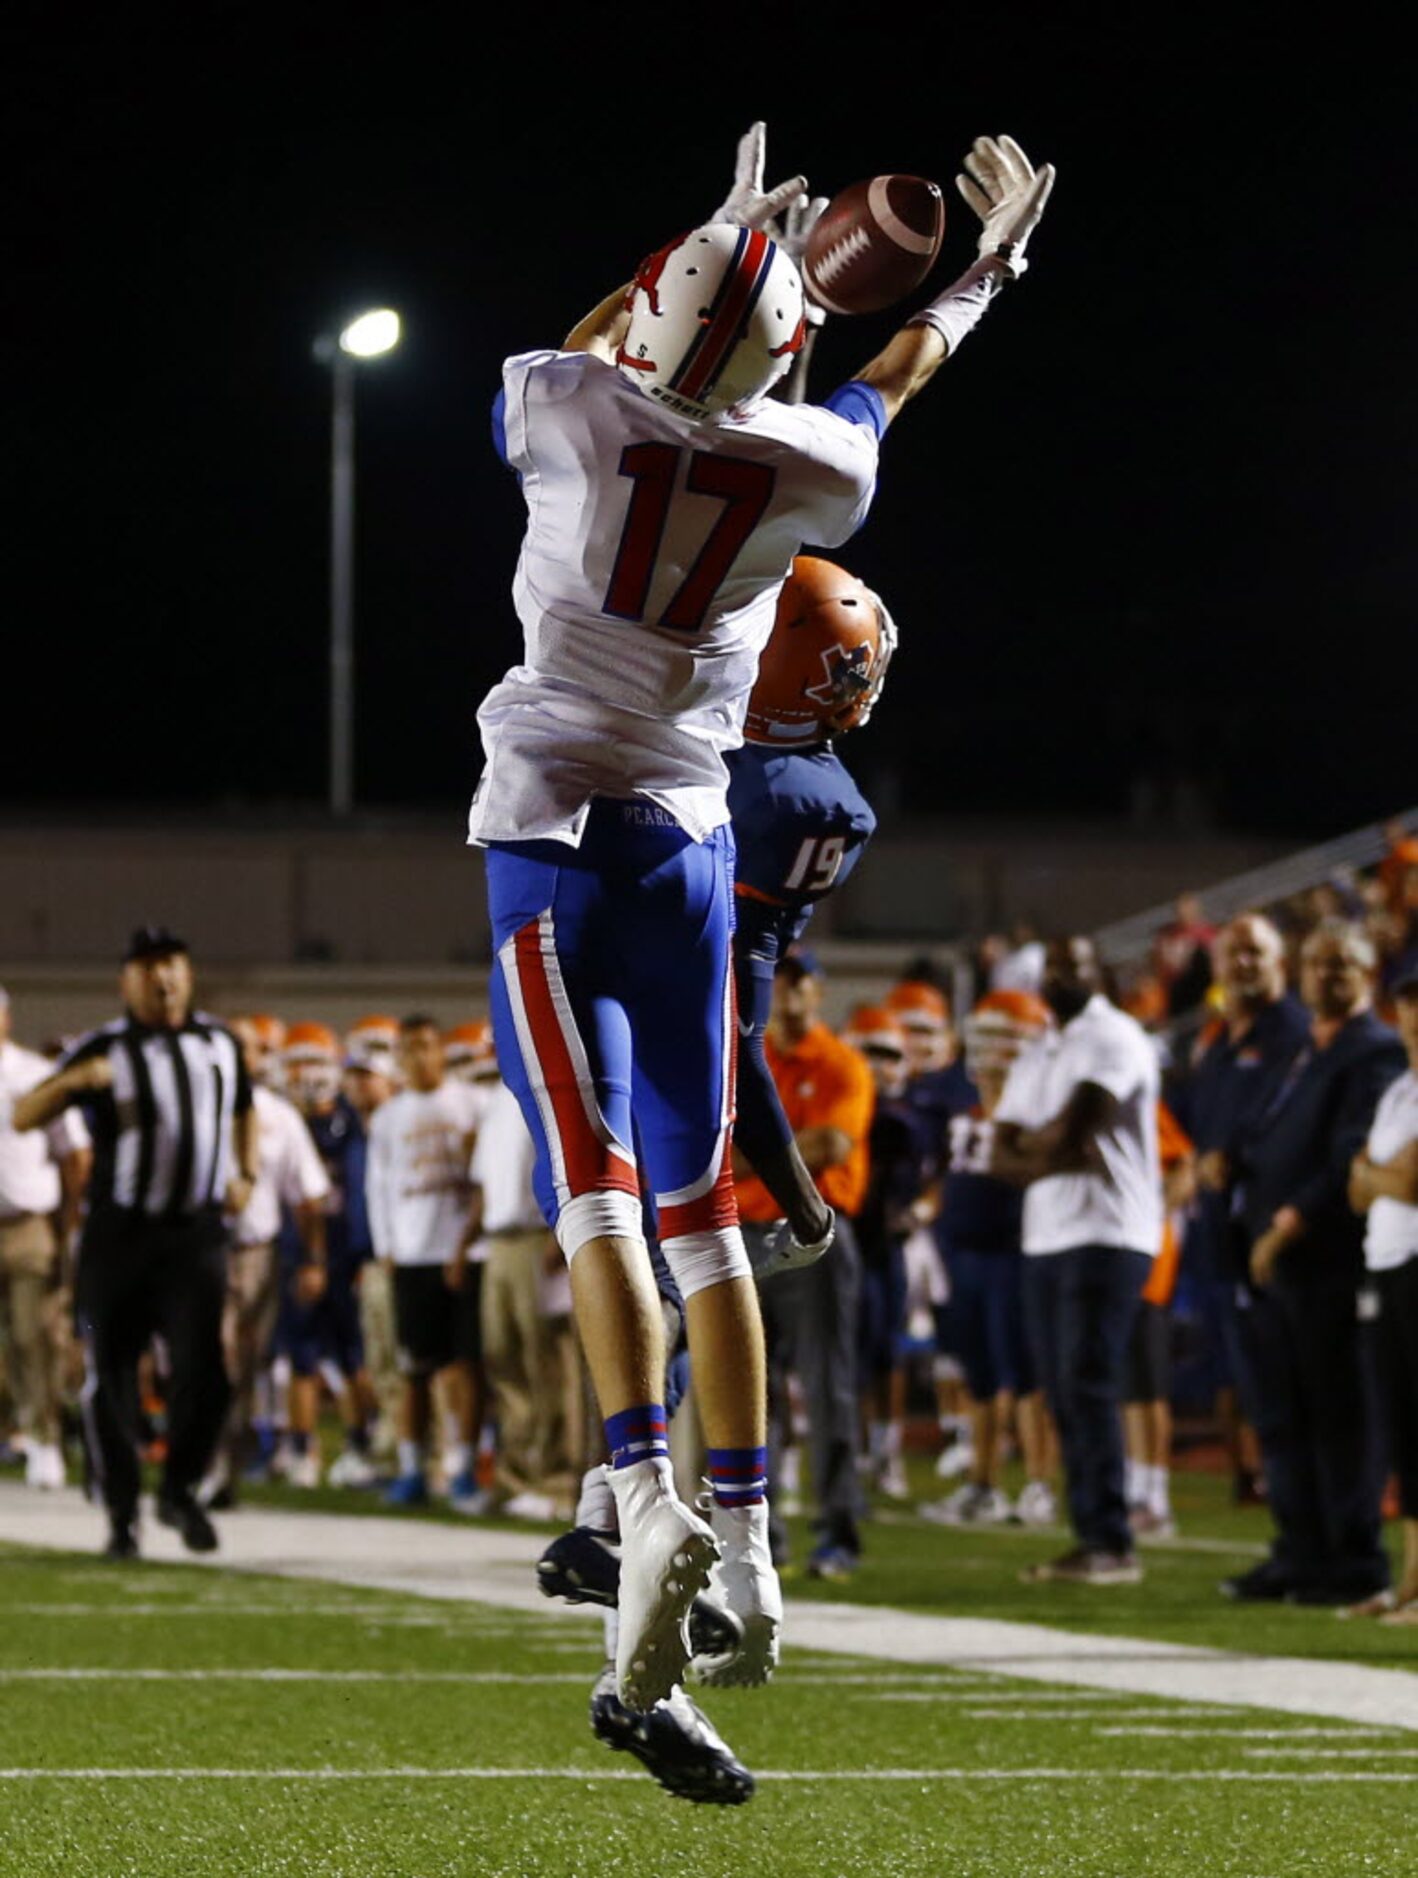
left=692, top=1496, right=782, bottom=1689
left=610, top=1463, right=718, bottom=1714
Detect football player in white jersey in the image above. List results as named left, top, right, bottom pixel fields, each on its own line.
left=469, top=124, right=1054, bottom=1713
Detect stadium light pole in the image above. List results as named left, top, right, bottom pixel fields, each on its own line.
left=313, top=307, right=402, bottom=816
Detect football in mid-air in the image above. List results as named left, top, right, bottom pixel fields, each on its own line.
left=802, top=176, right=945, bottom=316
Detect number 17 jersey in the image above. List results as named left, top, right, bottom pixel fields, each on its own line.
left=468, top=348, right=881, bottom=850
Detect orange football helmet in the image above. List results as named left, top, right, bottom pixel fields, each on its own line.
left=963, top=989, right=1053, bottom=1078
left=842, top=1003, right=910, bottom=1093
left=444, top=1019, right=498, bottom=1082
left=743, top=556, right=896, bottom=747
left=283, top=1019, right=341, bottom=1108
left=883, top=981, right=951, bottom=1031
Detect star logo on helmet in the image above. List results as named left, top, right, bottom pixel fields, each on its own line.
left=804, top=643, right=871, bottom=708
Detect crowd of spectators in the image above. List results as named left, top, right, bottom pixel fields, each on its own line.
left=1, top=818, right=1415, bottom=1617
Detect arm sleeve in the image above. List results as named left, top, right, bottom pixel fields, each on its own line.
left=821, top=381, right=888, bottom=439
left=731, top=934, right=795, bottom=1167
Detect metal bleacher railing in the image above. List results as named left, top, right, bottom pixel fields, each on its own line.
left=1093, top=806, right=1418, bottom=970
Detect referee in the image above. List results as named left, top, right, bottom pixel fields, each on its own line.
left=13, top=927, right=257, bottom=1558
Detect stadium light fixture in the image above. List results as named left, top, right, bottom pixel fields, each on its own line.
left=314, top=306, right=404, bottom=816
left=338, top=308, right=402, bottom=359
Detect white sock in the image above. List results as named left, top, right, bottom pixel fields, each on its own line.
left=1125, top=1458, right=1146, bottom=1506
left=883, top=1420, right=903, bottom=1459
left=397, top=1440, right=422, bottom=1477
left=576, top=1464, right=617, bottom=1533
left=444, top=1442, right=472, bottom=1480
left=1147, top=1465, right=1171, bottom=1519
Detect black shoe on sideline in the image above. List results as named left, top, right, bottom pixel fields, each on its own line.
left=103, top=1522, right=139, bottom=1561
left=1220, top=1560, right=1293, bottom=1602
left=1286, top=1577, right=1390, bottom=1608
left=157, top=1491, right=219, bottom=1554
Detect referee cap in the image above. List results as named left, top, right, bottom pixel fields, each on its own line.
left=122, top=925, right=190, bottom=964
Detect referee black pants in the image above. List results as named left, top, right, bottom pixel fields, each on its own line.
left=77, top=1206, right=231, bottom=1526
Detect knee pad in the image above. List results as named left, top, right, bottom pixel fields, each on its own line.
left=661, top=1228, right=752, bottom=1300
left=556, top=1190, right=645, bottom=1263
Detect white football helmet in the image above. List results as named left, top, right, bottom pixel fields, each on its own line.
left=616, top=224, right=806, bottom=421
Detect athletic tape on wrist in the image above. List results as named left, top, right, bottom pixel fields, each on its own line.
left=906, top=258, right=1010, bottom=354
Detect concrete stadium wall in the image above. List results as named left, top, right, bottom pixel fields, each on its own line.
left=0, top=814, right=1288, bottom=984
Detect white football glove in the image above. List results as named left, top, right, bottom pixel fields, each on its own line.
left=749, top=1209, right=836, bottom=1283
left=956, top=134, right=1055, bottom=277
left=710, top=121, right=808, bottom=232
left=770, top=190, right=831, bottom=327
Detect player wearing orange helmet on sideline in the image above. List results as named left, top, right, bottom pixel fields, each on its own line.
left=884, top=981, right=954, bottom=1078
left=274, top=1020, right=380, bottom=1491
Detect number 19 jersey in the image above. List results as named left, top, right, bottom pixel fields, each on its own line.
left=467, top=349, right=881, bottom=850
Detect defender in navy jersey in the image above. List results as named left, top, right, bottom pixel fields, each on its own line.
left=727, top=556, right=892, bottom=1275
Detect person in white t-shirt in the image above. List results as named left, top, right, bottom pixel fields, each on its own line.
left=1348, top=971, right=1418, bottom=1621
left=365, top=1016, right=486, bottom=1506
left=0, top=988, right=91, bottom=1487
left=991, top=936, right=1160, bottom=1585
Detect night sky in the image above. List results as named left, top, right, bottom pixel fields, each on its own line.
left=11, top=11, right=1414, bottom=835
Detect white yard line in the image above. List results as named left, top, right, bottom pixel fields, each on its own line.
left=4, top=1482, right=1417, bottom=1732
left=0, top=1766, right=1414, bottom=1783
left=1095, top=1725, right=1396, bottom=1739
left=1244, top=1746, right=1418, bottom=1758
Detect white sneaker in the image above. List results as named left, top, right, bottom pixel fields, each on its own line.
left=875, top=1457, right=911, bottom=1502
left=327, top=1448, right=378, bottom=1488
left=934, top=1439, right=975, bottom=1480
left=1013, top=1479, right=1059, bottom=1527
left=501, top=1490, right=558, bottom=1521
left=920, top=1483, right=1009, bottom=1526
left=286, top=1451, right=322, bottom=1489
left=609, top=1463, right=718, bottom=1714
left=692, top=1497, right=782, bottom=1689
left=25, top=1443, right=65, bottom=1490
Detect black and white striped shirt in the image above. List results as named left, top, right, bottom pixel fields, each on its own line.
left=60, top=1012, right=253, bottom=1218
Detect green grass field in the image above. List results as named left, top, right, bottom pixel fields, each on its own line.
left=2, top=1460, right=1416, bottom=1878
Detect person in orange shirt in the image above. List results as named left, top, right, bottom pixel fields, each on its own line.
left=736, top=952, right=875, bottom=1579
left=1123, top=1101, right=1197, bottom=1536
